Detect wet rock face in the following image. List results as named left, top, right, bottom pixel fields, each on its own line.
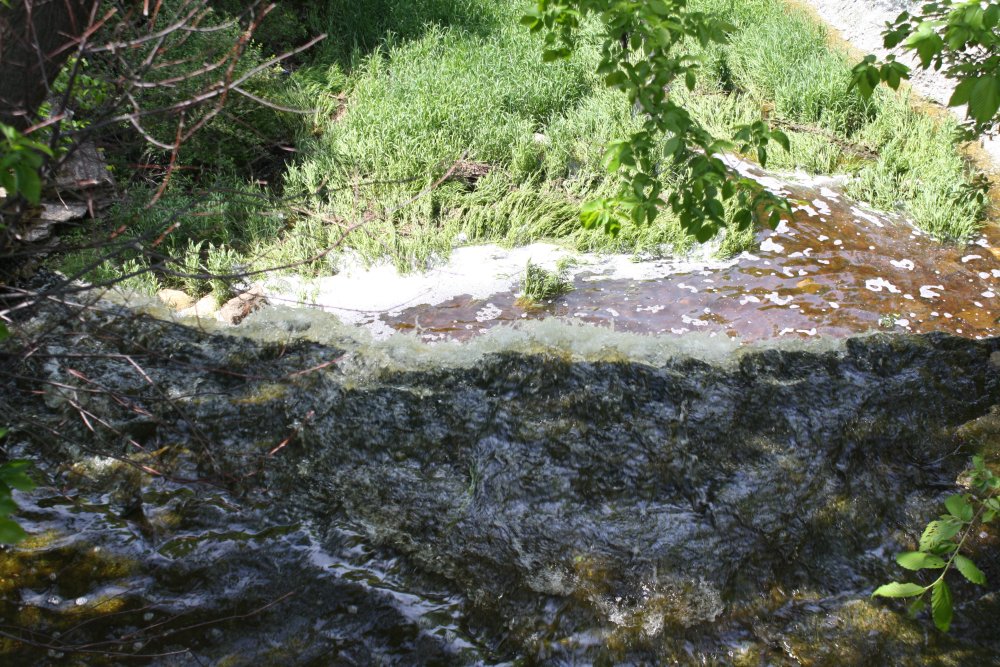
left=287, top=335, right=1000, bottom=657
left=4, top=312, right=1000, bottom=664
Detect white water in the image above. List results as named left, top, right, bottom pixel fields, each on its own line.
left=257, top=242, right=740, bottom=339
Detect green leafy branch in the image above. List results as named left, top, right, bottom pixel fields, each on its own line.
left=0, top=325, right=34, bottom=545
left=0, top=428, right=35, bottom=545
left=1, top=122, right=54, bottom=205
left=873, top=456, right=998, bottom=632
left=850, top=1, right=1000, bottom=133
left=524, top=0, right=792, bottom=241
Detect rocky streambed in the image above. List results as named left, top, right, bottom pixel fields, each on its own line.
left=1, top=304, right=998, bottom=664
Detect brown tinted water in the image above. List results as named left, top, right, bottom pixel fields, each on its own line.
left=385, top=170, right=1000, bottom=342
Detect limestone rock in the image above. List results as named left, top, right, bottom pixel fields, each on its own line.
left=217, top=286, right=267, bottom=325
left=157, top=289, right=195, bottom=311
left=55, top=141, right=115, bottom=191
left=178, top=293, right=219, bottom=319
left=39, top=201, right=90, bottom=223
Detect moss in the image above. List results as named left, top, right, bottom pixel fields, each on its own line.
left=783, top=599, right=986, bottom=666
left=234, top=382, right=289, bottom=405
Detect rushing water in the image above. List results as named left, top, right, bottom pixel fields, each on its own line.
left=3, top=165, right=1000, bottom=664
left=1, top=302, right=999, bottom=664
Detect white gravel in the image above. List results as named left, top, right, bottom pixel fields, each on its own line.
left=798, top=0, right=1000, bottom=167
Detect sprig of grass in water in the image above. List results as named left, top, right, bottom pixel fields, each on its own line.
left=873, top=455, right=999, bottom=631
left=519, top=259, right=574, bottom=303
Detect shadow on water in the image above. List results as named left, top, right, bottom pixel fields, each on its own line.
left=1, top=307, right=999, bottom=664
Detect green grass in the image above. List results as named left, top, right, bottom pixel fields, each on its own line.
left=685, top=0, right=985, bottom=242
left=62, top=0, right=987, bottom=295
left=520, top=259, right=574, bottom=303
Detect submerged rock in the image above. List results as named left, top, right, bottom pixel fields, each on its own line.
left=218, top=285, right=267, bottom=324
left=156, top=288, right=195, bottom=311
left=1, top=308, right=998, bottom=664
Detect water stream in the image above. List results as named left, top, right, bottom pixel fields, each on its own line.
left=2, top=165, right=1000, bottom=664
left=261, top=162, right=1000, bottom=344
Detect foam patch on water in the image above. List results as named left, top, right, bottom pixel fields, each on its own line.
left=260, top=243, right=739, bottom=335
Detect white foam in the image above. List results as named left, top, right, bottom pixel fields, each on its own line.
left=475, top=303, right=503, bottom=322
left=865, top=278, right=900, bottom=294
left=812, top=199, right=832, bottom=215
left=919, top=285, right=944, bottom=299
left=766, top=292, right=793, bottom=306
left=263, top=243, right=738, bottom=335
left=850, top=207, right=885, bottom=228
left=760, top=237, right=785, bottom=253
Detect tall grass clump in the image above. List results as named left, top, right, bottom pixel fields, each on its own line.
left=57, top=177, right=284, bottom=296
left=278, top=12, right=698, bottom=269
left=684, top=0, right=985, bottom=242
left=274, top=0, right=983, bottom=272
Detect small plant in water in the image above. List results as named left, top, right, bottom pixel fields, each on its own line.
left=520, top=259, right=574, bottom=303
left=873, top=456, right=999, bottom=631
left=878, top=313, right=901, bottom=329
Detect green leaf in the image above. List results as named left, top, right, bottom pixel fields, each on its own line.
left=770, top=130, right=790, bottom=152
left=896, top=551, right=946, bottom=570
left=0, top=323, right=8, bottom=342
left=907, top=597, right=926, bottom=618
left=986, top=4, right=1000, bottom=29
left=905, top=27, right=943, bottom=68
left=931, top=579, right=952, bottom=632
left=0, top=462, right=34, bottom=492
left=0, top=497, right=15, bottom=517
left=0, top=460, right=29, bottom=473
left=849, top=60, right=878, bottom=98
left=944, top=494, right=973, bottom=522
left=13, top=163, right=41, bottom=204
left=969, top=76, right=1000, bottom=124
left=542, top=47, right=570, bottom=62
left=520, top=13, right=541, bottom=28
left=0, top=517, right=27, bottom=544
left=872, top=582, right=927, bottom=598
left=882, top=61, right=909, bottom=90
left=920, top=519, right=962, bottom=550
left=601, top=142, right=631, bottom=172
left=605, top=71, right=627, bottom=87
left=733, top=208, right=752, bottom=229
left=954, top=555, right=986, bottom=585
left=579, top=199, right=606, bottom=230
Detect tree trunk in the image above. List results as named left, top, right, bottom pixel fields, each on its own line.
left=0, top=0, right=100, bottom=130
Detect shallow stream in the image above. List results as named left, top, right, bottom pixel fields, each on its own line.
left=2, top=163, right=1000, bottom=665
left=261, top=162, right=1000, bottom=345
